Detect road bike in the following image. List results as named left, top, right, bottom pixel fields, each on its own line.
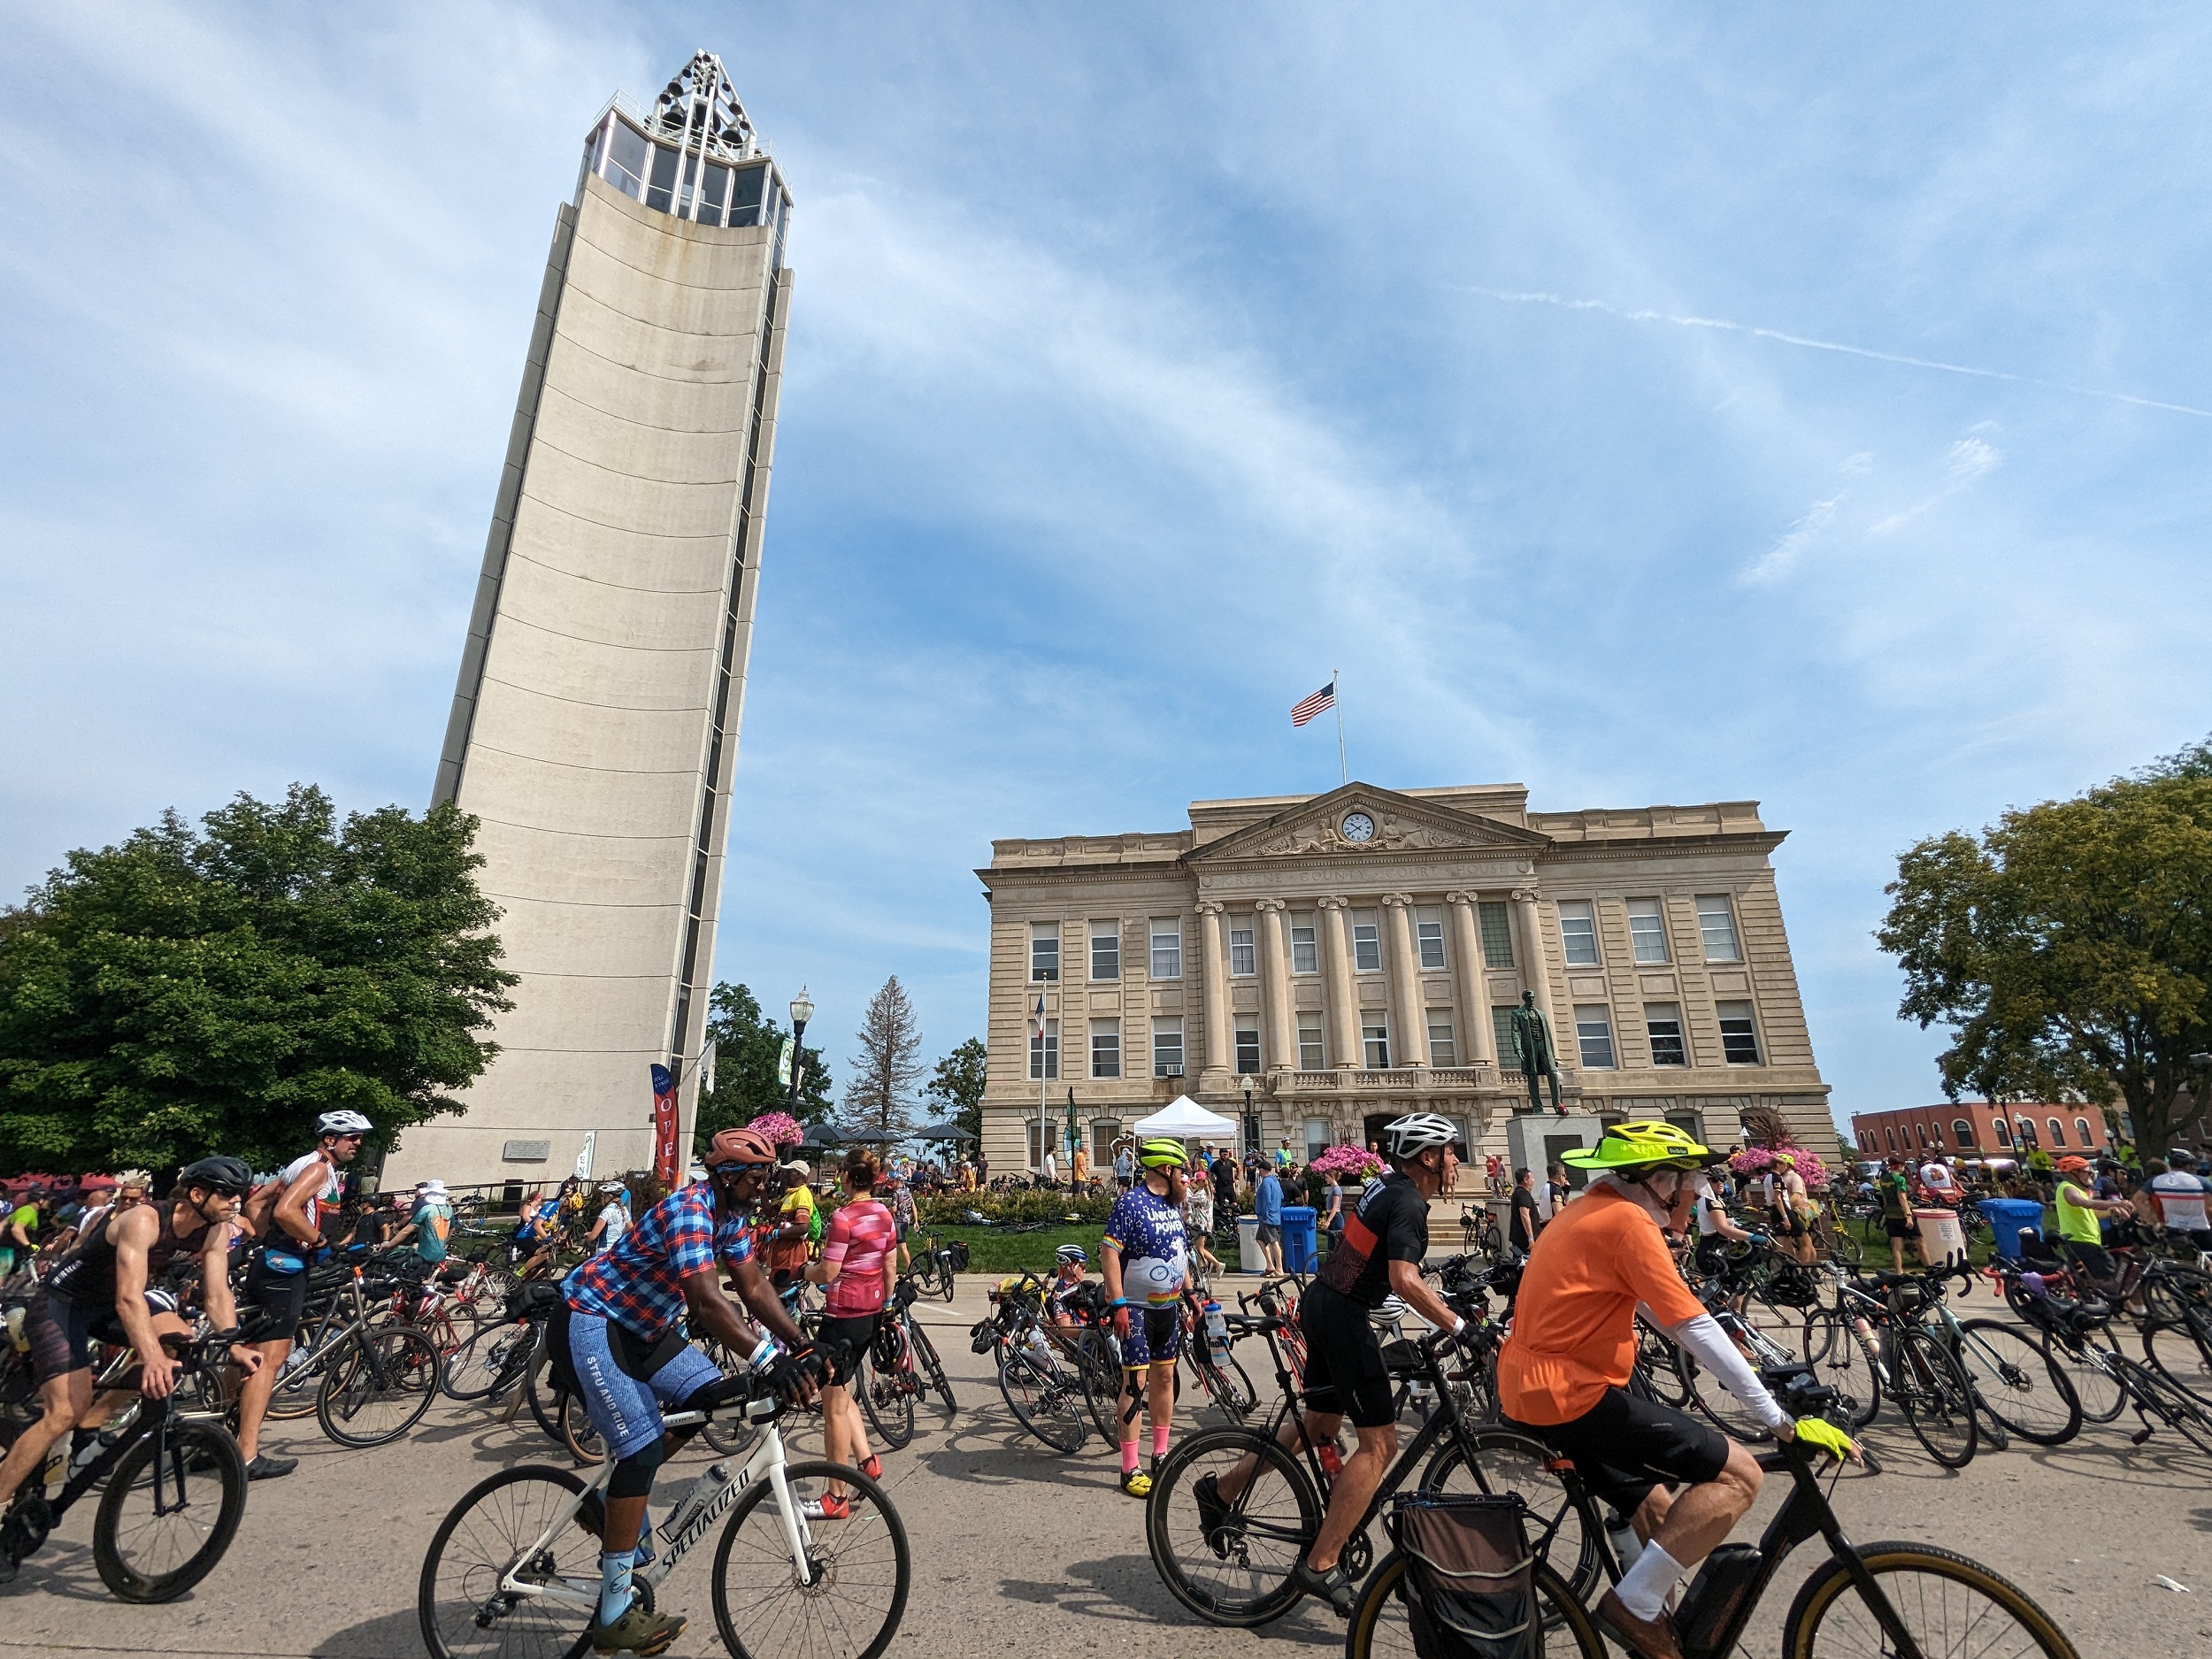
left=1179, top=1289, right=1258, bottom=1426
left=1457, top=1204, right=1501, bottom=1256
left=245, top=1264, right=442, bottom=1447
left=972, top=1276, right=1091, bottom=1453
left=1787, top=1267, right=1979, bottom=1466
left=858, top=1279, right=956, bottom=1451
left=1369, top=1366, right=2083, bottom=1659
left=2017, top=1289, right=2212, bottom=1458
left=419, top=1371, right=910, bottom=1659
left=0, top=1329, right=249, bottom=1603
left=1841, top=1263, right=2082, bottom=1447
left=902, top=1229, right=965, bottom=1302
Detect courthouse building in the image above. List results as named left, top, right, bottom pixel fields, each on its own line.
left=978, top=782, right=1833, bottom=1178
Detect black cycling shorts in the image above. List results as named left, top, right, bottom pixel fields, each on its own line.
left=1506, top=1386, right=1728, bottom=1512
left=1296, top=1282, right=1396, bottom=1429
left=1120, top=1305, right=1180, bottom=1370
left=818, top=1313, right=880, bottom=1386
left=242, top=1248, right=311, bottom=1343
left=24, top=1293, right=104, bottom=1387
left=1882, top=1217, right=1914, bottom=1240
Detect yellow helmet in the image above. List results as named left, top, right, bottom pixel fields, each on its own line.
left=1561, top=1121, right=1711, bottom=1171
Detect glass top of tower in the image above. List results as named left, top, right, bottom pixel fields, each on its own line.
left=580, top=50, right=792, bottom=267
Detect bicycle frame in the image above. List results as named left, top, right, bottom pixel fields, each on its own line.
left=494, top=1399, right=818, bottom=1615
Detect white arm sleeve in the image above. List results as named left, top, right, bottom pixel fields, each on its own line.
left=1664, top=1312, right=1791, bottom=1433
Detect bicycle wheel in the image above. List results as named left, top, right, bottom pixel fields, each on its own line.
left=1419, top=1425, right=1599, bottom=1606
left=856, top=1349, right=915, bottom=1451
left=1346, top=1549, right=1606, bottom=1659
left=1783, top=1540, right=2081, bottom=1659
left=2124, top=1363, right=2212, bottom=1458
left=418, top=1464, right=597, bottom=1659
left=1797, top=1311, right=1880, bottom=1430
left=1675, top=1347, right=1776, bottom=1444
left=1183, top=1348, right=1253, bottom=1425
left=318, top=1325, right=441, bottom=1448
left=1955, top=1319, right=2079, bottom=1446
left=556, top=1388, right=603, bottom=1464
left=907, top=1320, right=956, bottom=1416
left=1827, top=1225, right=1864, bottom=1270
left=443, top=1320, right=526, bottom=1402
left=2045, top=1330, right=2128, bottom=1424
left=2142, top=1311, right=2212, bottom=1408
left=1634, top=1323, right=1693, bottom=1409
left=2139, top=1264, right=2212, bottom=1326
left=998, top=1351, right=1086, bottom=1453
left=710, top=1456, right=910, bottom=1659
left=1145, top=1424, right=1322, bottom=1627
left=265, top=1327, right=335, bottom=1420
left=92, top=1420, right=248, bottom=1603
left=1889, top=1326, right=1978, bottom=1468
left=1077, top=1333, right=1123, bottom=1446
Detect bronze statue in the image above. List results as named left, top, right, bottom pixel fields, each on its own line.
left=1509, top=989, right=1565, bottom=1116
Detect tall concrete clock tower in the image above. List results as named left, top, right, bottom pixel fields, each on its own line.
left=391, top=51, right=792, bottom=1187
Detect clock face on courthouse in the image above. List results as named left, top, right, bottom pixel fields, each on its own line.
left=1340, top=811, right=1376, bottom=842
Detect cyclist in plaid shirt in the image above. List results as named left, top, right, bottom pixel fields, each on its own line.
left=551, top=1126, right=824, bottom=1655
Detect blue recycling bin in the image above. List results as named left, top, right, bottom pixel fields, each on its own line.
left=1280, top=1205, right=1318, bottom=1274
left=1978, top=1197, right=2046, bottom=1260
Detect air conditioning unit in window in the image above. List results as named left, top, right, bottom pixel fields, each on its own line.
left=1157, top=1064, right=1184, bottom=1078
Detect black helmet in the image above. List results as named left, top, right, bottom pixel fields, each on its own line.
left=178, top=1155, right=253, bottom=1196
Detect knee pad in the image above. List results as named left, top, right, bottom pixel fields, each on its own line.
left=607, top=1436, right=664, bottom=1500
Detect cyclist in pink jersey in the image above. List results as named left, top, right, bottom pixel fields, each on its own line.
left=806, top=1148, right=900, bottom=1517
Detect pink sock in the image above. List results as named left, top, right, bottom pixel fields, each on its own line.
left=1121, top=1441, right=1140, bottom=1475
left=1151, top=1425, right=1171, bottom=1459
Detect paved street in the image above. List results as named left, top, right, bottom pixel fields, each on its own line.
left=2, top=1280, right=2206, bottom=1659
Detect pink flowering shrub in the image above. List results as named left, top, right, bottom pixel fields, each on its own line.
left=1728, top=1145, right=1829, bottom=1191
left=747, top=1111, right=804, bottom=1151
left=1310, top=1144, right=1383, bottom=1180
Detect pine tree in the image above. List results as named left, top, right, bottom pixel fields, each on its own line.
left=845, top=976, right=924, bottom=1144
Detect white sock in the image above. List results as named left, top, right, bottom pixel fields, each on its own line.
left=1615, top=1542, right=1686, bottom=1622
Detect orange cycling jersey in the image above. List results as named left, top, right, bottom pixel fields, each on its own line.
left=1495, top=1184, right=1705, bottom=1425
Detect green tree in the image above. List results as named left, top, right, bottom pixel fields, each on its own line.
left=692, top=981, right=833, bottom=1154
left=844, top=976, right=924, bottom=1145
left=923, top=1037, right=987, bottom=1145
left=0, top=785, right=514, bottom=1174
left=1876, top=736, right=2212, bottom=1159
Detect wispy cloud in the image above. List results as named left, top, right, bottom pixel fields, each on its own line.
left=1743, top=495, right=1844, bottom=585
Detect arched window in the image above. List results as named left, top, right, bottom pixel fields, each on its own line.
left=1885, top=1126, right=1896, bottom=1151
left=1928, top=1122, right=1945, bottom=1148
left=1913, top=1124, right=1925, bottom=1148
left=1953, top=1118, right=1976, bottom=1148
left=1993, top=1118, right=2011, bottom=1148
left=2016, top=1118, right=2039, bottom=1148
left=2075, top=1117, right=2093, bottom=1148
left=2048, top=1118, right=2066, bottom=1148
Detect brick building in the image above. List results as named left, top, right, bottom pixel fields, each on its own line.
left=1847, top=1102, right=2114, bottom=1162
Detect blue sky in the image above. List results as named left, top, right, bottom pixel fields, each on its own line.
left=4, top=4, right=2209, bottom=1132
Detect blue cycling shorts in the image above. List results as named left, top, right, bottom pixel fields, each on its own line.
left=564, top=1310, right=722, bottom=1461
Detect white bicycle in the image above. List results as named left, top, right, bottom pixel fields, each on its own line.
left=417, top=1377, right=910, bottom=1659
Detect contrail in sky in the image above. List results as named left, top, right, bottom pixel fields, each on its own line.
left=1462, top=286, right=2212, bottom=419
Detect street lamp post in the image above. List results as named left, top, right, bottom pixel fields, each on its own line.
left=787, top=987, right=814, bottom=1117
left=1238, top=1074, right=1259, bottom=1166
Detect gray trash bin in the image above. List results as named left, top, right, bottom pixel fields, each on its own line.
left=1237, top=1215, right=1264, bottom=1273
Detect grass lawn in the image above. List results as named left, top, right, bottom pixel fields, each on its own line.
left=930, top=1222, right=1111, bottom=1277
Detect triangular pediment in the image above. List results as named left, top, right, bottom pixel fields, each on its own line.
left=1187, top=783, right=1549, bottom=863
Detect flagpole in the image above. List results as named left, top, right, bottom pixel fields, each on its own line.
left=1333, top=666, right=1348, bottom=784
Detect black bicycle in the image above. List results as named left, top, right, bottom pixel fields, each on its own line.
left=0, top=1330, right=250, bottom=1602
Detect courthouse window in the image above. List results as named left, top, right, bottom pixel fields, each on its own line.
left=1152, top=1019, right=1184, bottom=1078
left=1695, top=895, right=1743, bottom=963
left=1298, top=1018, right=1325, bottom=1070
left=1478, top=901, right=1515, bottom=968
left=1090, top=1020, right=1120, bottom=1079
left=1574, top=1006, right=1616, bottom=1069
left=1416, top=907, right=1448, bottom=970
left=1627, top=898, right=1671, bottom=965
left=1716, top=1001, right=1761, bottom=1064
left=1363, top=1018, right=1391, bottom=1069
left=1557, top=901, right=1599, bottom=967
left=1230, top=925, right=1256, bottom=977
left=1492, top=1006, right=1521, bottom=1066
left=1089, top=922, right=1119, bottom=981
left=1029, top=1018, right=1058, bottom=1080
left=1029, top=923, right=1059, bottom=982
left=1352, top=910, right=1382, bottom=972
left=1291, top=917, right=1319, bottom=974
left=1234, top=1025, right=1262, bottom=1073
left=1427, top=1018, right=1457, bottom=1066
left=1149, top=918, right=1182, bottom=979
left=1644, top=1003, right=1687, bottom=1066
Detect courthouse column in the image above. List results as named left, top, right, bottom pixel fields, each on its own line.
left=1381, top=893, right=1430, bottom=1068
left=1510, top=887, right=1560, bottom=1043
left=1317, top=895, right=1358, bottom=1072
left=1255, top=899, right=1295, bottom=1077
left=1195, top=900, right=1231, bottom=1091
left=1445, top=891, right=1496, bottom=1070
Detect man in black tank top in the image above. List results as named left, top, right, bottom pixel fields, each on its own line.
left=0, top=1157, right=257, bottom=1524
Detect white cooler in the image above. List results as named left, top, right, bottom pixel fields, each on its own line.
left=1237, top=1215, right=1264, bottom=1273
left=1916, top=1207, right=1966, bottom=1265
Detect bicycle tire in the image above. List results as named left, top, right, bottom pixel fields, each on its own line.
left=317, top=1325, right=440, bottom=1448
left=1797, top=1310, right=1880, bottom=1429
left=858, top=1348, right=916, bottom=1451
left=556, top=1388, right=603, bottom=1465
left=998, top=1350, right=1086, bottom=1453
left=1634, top=1323, right=1693, bottom=1409
left=1077, top=1333, right=1123, bottom=1446
left=265, top=1322, right=340, bottom=1420
left=1783, top=1540, right=2081, bottom=1659
left=2046, top=1330, right=2129, bottom=1424
left=418, top=1463, right=595, bottom=1659
left=2123, top=1363, right=2212, bottom=1458
left=1418, top=1424, right=1600, bottom=1606
left=526, top=1348, right=565, bottom=1446
left=442, top=1319, right=524, bottom=1402
left=1955, top=1318, right=2079, bottom=1446
left=1345, top=1549, right=1605, bottom=1659
left=908, top=1318, right=956, bottom=1416
left=1145, top=1423, right=1321, bottom=1627
left=1674, top=1345, right=1776, bottom=1444
left=1890, top=1325, right=1978, bottom=1468
left=2141, top=1311, right=2212, bottom=1408
left=709, top=1456, right=910, bottom=1659
left=92, top=1420, right=248, bottom=1603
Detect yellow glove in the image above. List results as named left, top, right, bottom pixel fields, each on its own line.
left=1793, top=1416, right=1858, bottom=1463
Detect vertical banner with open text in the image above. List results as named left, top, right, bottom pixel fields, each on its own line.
left=650, top=1063, right=681, bottom=1186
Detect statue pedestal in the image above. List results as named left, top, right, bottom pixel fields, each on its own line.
left=1506, top=1113, right=1612, bottom=1194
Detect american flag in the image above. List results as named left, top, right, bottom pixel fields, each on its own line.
left=1290, top=681, right=1336, bottom=727
left=1032, top=992, right=1047, bottom=1035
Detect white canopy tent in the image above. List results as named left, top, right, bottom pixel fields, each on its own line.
left=1133, top=1096, right=1239, bottom=1140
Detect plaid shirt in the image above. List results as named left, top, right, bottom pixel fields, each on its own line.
left=563, top=1183, right=754, bottom=1341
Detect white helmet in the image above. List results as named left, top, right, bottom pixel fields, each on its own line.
left=317, top=1110, right=373, bottom=1137
left=1384, top=1112, right=1459, bottom=1160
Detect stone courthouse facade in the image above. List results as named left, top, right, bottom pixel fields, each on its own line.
left=977, top=782, right=1832, bottom=1178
